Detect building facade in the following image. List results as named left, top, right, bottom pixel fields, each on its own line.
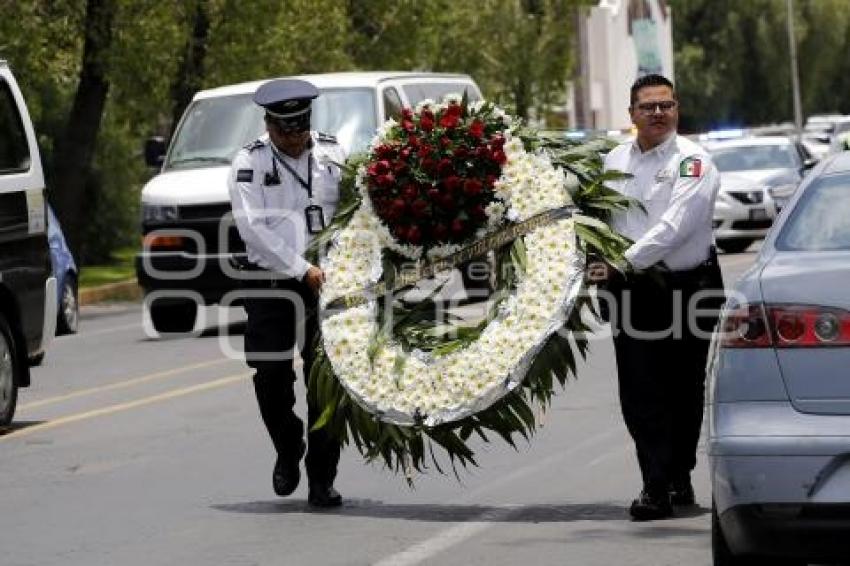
left=571, top=0, right=674, bottom=131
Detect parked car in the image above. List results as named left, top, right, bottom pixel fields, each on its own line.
left=137, top=72, right=482, bottom=333
left=704, top=135, right=816, bottom=253
left=0, top=60, right=57, bottom=425
left=708, top=151, right=850, bottom=565
left=803, top=114, right=850, bottom=159
left=827, top=120, right=850, bottom=156
left=47, top=205, right=79, bottom=334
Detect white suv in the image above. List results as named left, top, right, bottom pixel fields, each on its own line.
left=704, top=136, right=816, bottom=253
left=137, top=72, right=482, bottom=333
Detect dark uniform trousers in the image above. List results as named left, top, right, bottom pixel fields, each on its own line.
left=242, top=276, right=340, bottom=485
left=605, top=253, right=724, bottom=496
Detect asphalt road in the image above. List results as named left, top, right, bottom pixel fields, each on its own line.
left=1, top=251, right=758, bottom=566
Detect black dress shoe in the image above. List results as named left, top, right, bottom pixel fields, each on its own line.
left=629, top=489, right=673, bottom=521
left=669, top=480, right=696, bottom=506
left=308, top=483, right=342, bottom=508
left=272, top=441, right=305, bottom=497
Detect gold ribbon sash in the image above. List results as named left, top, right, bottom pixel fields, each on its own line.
left=325, top=206, right=577, bottom=310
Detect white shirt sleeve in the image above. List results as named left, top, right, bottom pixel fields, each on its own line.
left=228, top=150, right=311, bottom=279
left=624, top=156, right=719, bottom=270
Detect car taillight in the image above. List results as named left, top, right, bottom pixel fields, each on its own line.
left=142, top=234, right=184, bottom=250
left=721, top=304, right=772, bottom=347
left=766, top=305, right=850, bottom=347
left=721, top=304, right=850, bottom=348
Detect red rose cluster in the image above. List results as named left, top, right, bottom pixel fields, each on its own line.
left=365, top=102, right=508, bottom=249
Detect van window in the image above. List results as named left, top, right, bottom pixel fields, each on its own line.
left=166, top=94, right=264, bottom=171
left=383, top=87, right=403, bottom=121
left=401, top=82, right=481, bottom=107
left=0, top=78, right=31, bottom=174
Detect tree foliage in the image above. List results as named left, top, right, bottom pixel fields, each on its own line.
left=4, top=0, right=850, bottom=261
left=670, top=0, right=850, bottom=132
left=0, top=0, right=587, bottom=262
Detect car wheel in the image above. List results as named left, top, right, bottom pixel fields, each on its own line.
left=712, top=500, right=742, bottom=565
left=147, top=298, right=198, bottom=334
left=0, top=313, right=20, bottom=426
left=56, top=275, right=79, bottom=335
left=712, top=501, right=805, bottom=566
left=716, top=238, right=754, bottom=254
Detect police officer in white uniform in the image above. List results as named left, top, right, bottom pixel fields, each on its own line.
left=228, top=79, right=345, bottom=507
left=591, top=74, right=724, bottom=520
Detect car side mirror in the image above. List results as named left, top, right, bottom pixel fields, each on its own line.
left=802, top=157, right=818, bottom=173
left=144, top=136, right=167, bottom=168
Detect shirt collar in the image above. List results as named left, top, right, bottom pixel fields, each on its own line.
left=270, top=141, right=311, bottom=163
left=631, top=132, right=677, bottom=157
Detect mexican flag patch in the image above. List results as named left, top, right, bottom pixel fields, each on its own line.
left=679, top=157, right=703, bottom=177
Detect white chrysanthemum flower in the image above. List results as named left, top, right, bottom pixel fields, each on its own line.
left=415, top=98, right=436, bottom=112
left=443, top=92, right=464, bottom=105
left=376, top=117, right=398, bottom=138
left=321, top=102, right=584, bottom=424
left=426, top=243, right=463, bottom=261
left=484, top=200, right=507, bottom=227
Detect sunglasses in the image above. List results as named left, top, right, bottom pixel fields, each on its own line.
left=634, top=100, right=677, bottom=115
left=276, top=124, right=309, bottom=135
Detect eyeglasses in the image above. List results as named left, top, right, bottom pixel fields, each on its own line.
left=634, top=100, right=678, bottom=115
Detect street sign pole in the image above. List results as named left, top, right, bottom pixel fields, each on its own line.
left=787, top=0, right=803, bottom=140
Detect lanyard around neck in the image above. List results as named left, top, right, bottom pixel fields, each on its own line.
left=272, top=147, right=313, bottom=199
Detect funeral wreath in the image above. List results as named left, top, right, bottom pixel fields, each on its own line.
left=307, top=95, right=634, bottom=480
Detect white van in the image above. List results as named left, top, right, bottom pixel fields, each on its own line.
left=0, top=60, right=58, bottom=424
left=137, top=72, right=482, bottom=332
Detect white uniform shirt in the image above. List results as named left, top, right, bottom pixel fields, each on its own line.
left=228, top=132, right=345, bottom=279
left=604, top=134, right=720, bottom=271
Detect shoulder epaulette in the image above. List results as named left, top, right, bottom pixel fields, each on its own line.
left=316, top=132, right=338, bottom=144
left=244, top=139, right=266, bottom=152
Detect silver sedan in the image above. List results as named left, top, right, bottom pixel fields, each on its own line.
left=708, top=151, right=850, bottom=565
left=705, top=136, right=816, bottom=253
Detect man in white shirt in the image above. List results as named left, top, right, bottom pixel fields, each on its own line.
left=229, top=79, right=345, bottom=507
left=592, top=74, right=724, bottom=520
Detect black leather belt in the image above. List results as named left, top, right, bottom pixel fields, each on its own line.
left=659, top=245, right=719, bottom=275
left=229, top=256, right=300, bottom=288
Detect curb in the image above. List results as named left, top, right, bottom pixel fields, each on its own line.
left=79, top=279, right=143, bottom=306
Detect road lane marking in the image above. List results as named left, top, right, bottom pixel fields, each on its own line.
left=19, top=358, right=237, bottom=411
left=373, top=508, right=519, bottom=566
left=65, top=322, right=143, bottom=339
left=373, top=426, right=626, bottom=566
left=2, top=373, right=250, bottom=441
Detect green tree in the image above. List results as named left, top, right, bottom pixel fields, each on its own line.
left=1, top=0, right=588, bottom=265
left=347, top=0, right=588, bottom=121
left=169, top=0, right=211, bottom=134
left=671, top=0, right=850, bottom=132
left=51, top=0, right=115, bottom=258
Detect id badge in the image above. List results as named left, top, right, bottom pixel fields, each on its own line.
left=305, top=204, right=325, bottom=234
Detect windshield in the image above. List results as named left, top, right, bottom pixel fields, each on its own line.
left=777, top=174, right=850, bottom=251
left=312, top=88, right=377, bottom=153
left=164, top=88, right=377, bottom=171
left=710, top=144, right=798, bottom=172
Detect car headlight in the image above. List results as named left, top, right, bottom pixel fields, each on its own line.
left=767, top=184, right=797, bottom=200
left=142, top=204, right=180, bottom=223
